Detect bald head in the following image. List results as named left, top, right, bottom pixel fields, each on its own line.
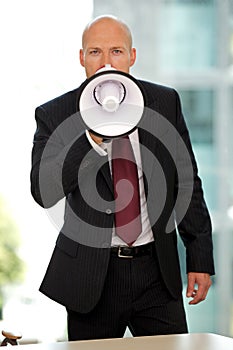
left=82, top=15, right=133, bottom=50
left=79, top=15, right=136, bottom=77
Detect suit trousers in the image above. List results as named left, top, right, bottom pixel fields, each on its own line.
left=66, top=248, right=188, bottom=341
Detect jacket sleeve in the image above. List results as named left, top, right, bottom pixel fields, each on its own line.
left=30, top=105, right=102, bottom=208
left=174, top=90, right=215, bottom=275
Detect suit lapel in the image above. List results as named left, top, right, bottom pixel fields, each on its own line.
left=138, top=128, right=157, bottom=198
left=99, top=155, right=114, bottom=194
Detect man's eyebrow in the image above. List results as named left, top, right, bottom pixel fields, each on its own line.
left=87, top=47, right=100, bottom=50
left=85, top=46, right=127, bottom=52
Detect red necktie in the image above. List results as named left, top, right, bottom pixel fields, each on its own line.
left=112, top=136, right=142, bottom=245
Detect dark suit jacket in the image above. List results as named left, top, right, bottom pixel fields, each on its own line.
left=30, top=77, right=215, bottom=313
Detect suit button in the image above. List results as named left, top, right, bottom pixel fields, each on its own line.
left=106, top=208, right=112, bottom=215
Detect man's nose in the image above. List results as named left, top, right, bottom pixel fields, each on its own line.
left=102, top=52, right=112, bottom=66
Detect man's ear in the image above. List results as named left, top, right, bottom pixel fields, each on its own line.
left=79, top=49, right=85, bottom=67
left=130, top=48, right=136, bottom=67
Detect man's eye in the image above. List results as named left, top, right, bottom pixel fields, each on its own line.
left=112, top=49, right=122, bottom=55
left=90, top=50, right=99, bottom=55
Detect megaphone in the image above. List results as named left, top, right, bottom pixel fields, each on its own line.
left=78, top=65, right=144, bottom=138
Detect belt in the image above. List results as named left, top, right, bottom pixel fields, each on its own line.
left=111, top=242, right=155, bottom=259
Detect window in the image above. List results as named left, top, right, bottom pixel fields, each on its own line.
left=179, top=89, right=214, bottom=144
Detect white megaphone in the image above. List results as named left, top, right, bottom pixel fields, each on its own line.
left=78, top=64, right=144, bottom=138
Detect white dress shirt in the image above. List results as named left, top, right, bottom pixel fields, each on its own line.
left=86, top=130, right=154, bottom=247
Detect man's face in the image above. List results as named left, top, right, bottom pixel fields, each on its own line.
left=80, top=19, right=136, bottom=78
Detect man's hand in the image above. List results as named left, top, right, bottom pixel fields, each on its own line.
left=186, top=272, right=212, bottom=305
left=89, top=132, right=103, bottom=145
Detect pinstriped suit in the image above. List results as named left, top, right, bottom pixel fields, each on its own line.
left=30, top=77, right=214, bottom=336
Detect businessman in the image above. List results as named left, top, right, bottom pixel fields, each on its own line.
left=30, top=15, right=215, bottom=341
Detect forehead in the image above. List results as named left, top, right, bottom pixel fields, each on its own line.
left=83, top=19, right=130, bottom=48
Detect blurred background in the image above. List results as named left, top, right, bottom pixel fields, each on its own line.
left=0, top=0, right=232, bottom=344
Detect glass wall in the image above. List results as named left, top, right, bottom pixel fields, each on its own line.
left=156, top=0, right=217, bottom=70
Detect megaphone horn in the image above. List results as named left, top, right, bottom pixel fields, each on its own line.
left=78, top=65, right=144, bottom=138
left=93, top=80, right=126, bottom=113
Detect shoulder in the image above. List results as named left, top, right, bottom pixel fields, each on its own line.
left=37, top=87, right=81, bottom=115
left=138, top=79, right=175, bottom=93
left=138, top=79, right=178, bottom=102
left=35, top=83, right=88, bottom=129
left=137, top=79, right=180, bottom=116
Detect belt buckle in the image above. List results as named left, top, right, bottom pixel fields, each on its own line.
left=118, top=246, right=133, bottom=258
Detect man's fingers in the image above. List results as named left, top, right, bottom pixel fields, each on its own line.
left=188, top=286, right=206, bottom=305
left=187, top=272, right=212, bottom=305
left=186, top=274, right=195, bottom=297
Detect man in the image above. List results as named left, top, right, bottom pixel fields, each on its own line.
left=30, top=15, right=215, bottom=340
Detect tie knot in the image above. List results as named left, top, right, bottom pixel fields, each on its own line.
left=112, top=136, right=133, bottom=160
